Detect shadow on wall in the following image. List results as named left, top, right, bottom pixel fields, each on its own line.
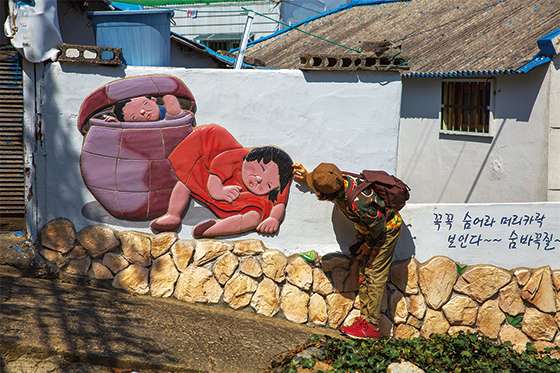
left=82, top=200, right=217, bottom=229
left=491, top=67, right=545, bottom=122
left=399, top=78, right=440, bottom=120
left=394, top=223, right=415, bottom=261
left=82, top=202, right=150, bottom=228
left=37, top=69, right=90, bottom=236
left=331, top=203, right=416, bottom=260
left=400, top=68, right=545, bottom=122
left=302, top=71, right=402, bottom=85
left=332, top=206, right=356, bottom=254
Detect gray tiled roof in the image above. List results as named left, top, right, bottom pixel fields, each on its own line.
left=243, top=0, right=560, bottom=76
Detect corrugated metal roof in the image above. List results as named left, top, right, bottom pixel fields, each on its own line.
left=243, top=0, right=560, bottom=75
left=0, top=49, right=24, bottom=216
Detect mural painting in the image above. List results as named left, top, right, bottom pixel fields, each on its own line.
left=77, top=75, right=293, bottom=237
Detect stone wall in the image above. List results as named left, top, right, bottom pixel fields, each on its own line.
left=14, top=218, right=560, bottom=352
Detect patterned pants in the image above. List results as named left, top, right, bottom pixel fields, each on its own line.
left=358, top=224, right=402, bottom=325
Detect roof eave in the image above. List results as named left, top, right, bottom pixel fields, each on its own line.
left=404, top=69, right=520, bottom=78
left=405, top=28, right=560, bottom=78
left=537, top=28, right=560, bottom=57
left=513, top=28, right=560, bottom=74
left=171, top=32, right=241, bottom=67
left=516, top=55, right=553, bottom=74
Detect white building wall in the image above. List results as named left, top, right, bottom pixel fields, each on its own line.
left=397, top=202, right=560, bottom=270
left=25, top=62, right=560, bottom=270
left=391, top=64, right=560, bottom=270
left=30, top=64, right=402, bottom=256
left=548, top=55, right=560, bottom=201
left=155, top=2, right=280, bottom=43
left=397, top=65, right=550, bottom=204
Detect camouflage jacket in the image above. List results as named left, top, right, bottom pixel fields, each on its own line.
left=333, top=174, right=402, bottom=249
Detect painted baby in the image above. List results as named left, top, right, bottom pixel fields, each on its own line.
left=104, top=94, right=184, bottom=122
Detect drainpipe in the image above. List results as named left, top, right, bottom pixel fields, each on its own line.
left=234, top=14, right=254, bottom=69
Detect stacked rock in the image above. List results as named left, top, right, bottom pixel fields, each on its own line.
left=33, top=218, right=560, bottom=353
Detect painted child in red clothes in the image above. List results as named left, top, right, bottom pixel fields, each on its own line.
left=151, top=124, right=293, bottom=237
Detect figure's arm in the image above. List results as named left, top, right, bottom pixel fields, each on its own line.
left=200, top=210, right=261, bottom=237
left=256, top=203, right=285, bottom=234
left=103, top=114, right=118, bottom=122
left=207, top=174, right=242, bottom=203
left=292, top=163, right=309, bottom=186
left=162, top=95, right=182, bottom=116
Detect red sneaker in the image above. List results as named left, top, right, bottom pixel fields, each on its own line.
left=339, top=317, right=366, bottom=335
left=342, top=320, right=381, bottom=339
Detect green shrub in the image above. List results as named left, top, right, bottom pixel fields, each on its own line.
left=268, top=332, right=560, bottom=373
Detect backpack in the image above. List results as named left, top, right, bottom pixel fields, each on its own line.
left=344, top=170, right=410, bottom=212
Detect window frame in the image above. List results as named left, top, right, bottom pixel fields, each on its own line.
left=201, top=39, right=241, bottom=52
left=440, top=78, right=495, bottom=137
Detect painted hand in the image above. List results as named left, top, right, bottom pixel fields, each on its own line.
left=217, top=185, right=242, bottom=203
left=207, top=175, right=242, bottom=203
left=292, top=163, right=309, bottom=184
left=257, top=217, right=280, bottom=234
left=162, top=94, right=182, bottom=116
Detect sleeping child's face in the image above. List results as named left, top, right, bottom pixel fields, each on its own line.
left=242, top=159, right=281, bottom=196
left=122, top=96, right=160, bottom=122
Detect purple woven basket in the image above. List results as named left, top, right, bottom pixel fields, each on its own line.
left=78, top=75, right=196, bottom=220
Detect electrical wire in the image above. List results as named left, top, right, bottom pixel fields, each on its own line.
left=241, top=7, right=362, bottom=53
left=150, top=3, right=371, bottom=54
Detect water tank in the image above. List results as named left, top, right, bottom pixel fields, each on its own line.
left=88, top=9, right=174, bottom=66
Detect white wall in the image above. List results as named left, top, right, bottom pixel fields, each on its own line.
left=398, top=66, right=550, bottom=204
left=390, top=65, right=560, bottom=269
left=30, top=63, right=402, bottom=256
left=398, top=202, right=560, bottom=270
left=547, top=56, right=560, bottom=201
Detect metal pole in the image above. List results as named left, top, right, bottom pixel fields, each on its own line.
left=234, top=14, right=254, bottom=69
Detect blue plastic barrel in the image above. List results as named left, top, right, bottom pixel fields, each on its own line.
left=88, top=9, right=174, bottom=66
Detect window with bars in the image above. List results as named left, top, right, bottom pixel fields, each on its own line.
left=201, top=39, right=241, bottom=52
left=441, top=80, right=493, bottom=135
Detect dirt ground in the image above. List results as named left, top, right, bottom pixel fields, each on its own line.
left=0, top=274, right=340, bottom=373
left=0, top=217, right=25, bottom=233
